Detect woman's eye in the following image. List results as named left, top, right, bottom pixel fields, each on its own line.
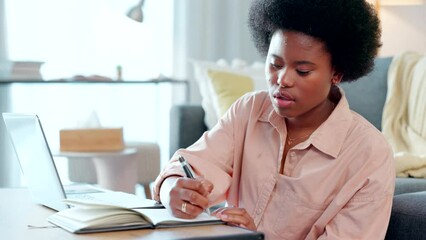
left=270, top=63, right=282, bottom=69
left=296, top=69, right=310, bottom=76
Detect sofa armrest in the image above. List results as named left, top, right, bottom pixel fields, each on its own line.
left=169, top=105, right=207, bottom=157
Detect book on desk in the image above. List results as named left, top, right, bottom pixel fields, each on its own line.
left=47, top=198, right=223, bottom=234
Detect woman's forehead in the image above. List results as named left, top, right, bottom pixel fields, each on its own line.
left=269, top=30, right=328, bottom=56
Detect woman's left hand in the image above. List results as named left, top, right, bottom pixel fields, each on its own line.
left=212, top=206, right=256, bottom=230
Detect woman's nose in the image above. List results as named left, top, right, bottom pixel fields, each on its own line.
left=277, top=69, right=293, bottom=88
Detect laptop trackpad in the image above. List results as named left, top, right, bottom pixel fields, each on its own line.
left=64, top=184, right=104, bottom=195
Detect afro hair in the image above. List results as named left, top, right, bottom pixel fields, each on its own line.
left=248, top=0, right=382, bottom=82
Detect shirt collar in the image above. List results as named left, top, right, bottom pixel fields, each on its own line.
left=308, top=91, right=352, bottom=158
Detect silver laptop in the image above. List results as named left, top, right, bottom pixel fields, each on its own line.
left=2, top=113, right=160, bottom=211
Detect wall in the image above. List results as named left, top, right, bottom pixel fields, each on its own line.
left=0, top=0, right=11, bottom=78
left=379, top=4, right=426, bottom=56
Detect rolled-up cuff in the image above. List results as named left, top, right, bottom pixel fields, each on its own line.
left=152, top=160, right=185, bottom=202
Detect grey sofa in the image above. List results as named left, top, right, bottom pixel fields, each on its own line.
left=170, top=57, right=426, bottom=239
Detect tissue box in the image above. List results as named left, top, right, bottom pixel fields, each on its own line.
left=60, top=128, right=124, bottom=152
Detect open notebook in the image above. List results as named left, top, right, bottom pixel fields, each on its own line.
left=47, top=198, right=222, bottom=233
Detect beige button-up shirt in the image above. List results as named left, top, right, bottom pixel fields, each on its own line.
left=154, top=90, right=395, bottom=240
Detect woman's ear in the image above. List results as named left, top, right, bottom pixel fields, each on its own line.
left=331, top=72, right=343, bottom=85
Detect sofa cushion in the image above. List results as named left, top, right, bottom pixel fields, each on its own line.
left=385, top=191, right=426, bottom=240
left=207, top=69, right=254, bottom=117
left=191, top=59, right=266, bottom=129
left=340, top=57, right=393, bottom=130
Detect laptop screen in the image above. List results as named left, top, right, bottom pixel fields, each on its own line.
left=2, top=113, right=69, bottom=211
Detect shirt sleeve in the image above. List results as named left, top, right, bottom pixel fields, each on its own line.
left=153, top=94, right=254, bottom=204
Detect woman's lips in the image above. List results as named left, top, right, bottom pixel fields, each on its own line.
left=273, top=91, right=295, bottom=108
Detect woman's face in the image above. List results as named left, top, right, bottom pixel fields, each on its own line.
left=266, top=30, right=340, bottom=121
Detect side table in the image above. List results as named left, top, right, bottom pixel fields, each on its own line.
left=53, top=148, right=138, bottom=193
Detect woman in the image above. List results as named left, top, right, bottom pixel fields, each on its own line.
left=153, top=0, right=395, bottom=239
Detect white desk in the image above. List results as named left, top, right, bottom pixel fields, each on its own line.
left=0, top=188, right=264, bottom=240
left=54, top=148, right=138, bottom=193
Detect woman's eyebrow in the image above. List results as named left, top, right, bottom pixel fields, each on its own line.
left=269, top=54, right=283, bottom=60
left=295, top=60, right=315, bottom=66
left=269, top=55, right=315, bottom=66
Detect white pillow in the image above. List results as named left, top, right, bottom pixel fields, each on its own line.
left=191, top=59, right=267, bottom=129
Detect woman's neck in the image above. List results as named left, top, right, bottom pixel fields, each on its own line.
left=285, top=98, right=336, bottom=133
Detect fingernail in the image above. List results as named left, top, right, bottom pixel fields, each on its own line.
left=221, top=214, right=228, bottom=220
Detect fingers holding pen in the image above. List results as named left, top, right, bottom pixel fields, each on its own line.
left=169, top=178, right=212, bottom=218
left=177, top=155, right=213, bottom=196
left=198, top=177, right=214, bottom=196
left=175, top=177, right=212, bottom=197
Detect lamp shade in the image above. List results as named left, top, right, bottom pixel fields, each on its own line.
left=127, top=0, right=145, bottom=23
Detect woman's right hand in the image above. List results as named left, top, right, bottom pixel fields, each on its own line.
left=159, top=176, right=213, bottom=219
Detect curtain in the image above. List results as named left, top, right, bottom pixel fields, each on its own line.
left=0, top=0, right=21, bottom=188
left=172, top=0, right=263, bottom=104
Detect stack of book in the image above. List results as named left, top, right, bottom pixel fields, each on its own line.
left=10, top=61, right=44, bottom=80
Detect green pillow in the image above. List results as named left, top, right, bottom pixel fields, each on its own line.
left=207, top=70, right=254, bottom=117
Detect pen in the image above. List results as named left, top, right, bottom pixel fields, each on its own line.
left=178, top=155, right=195, bottom=178
left=178, top=155, right=211, bottom=215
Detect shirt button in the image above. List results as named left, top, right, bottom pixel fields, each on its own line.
left=256, top=208, right=262, bottom=215
left=290, top=152, right=296, bottom=158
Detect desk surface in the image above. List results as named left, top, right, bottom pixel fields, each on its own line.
left=0, top=188, right=264, bottom=240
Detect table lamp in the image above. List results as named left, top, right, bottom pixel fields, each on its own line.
left=127, top=0, right=145, bottom=23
